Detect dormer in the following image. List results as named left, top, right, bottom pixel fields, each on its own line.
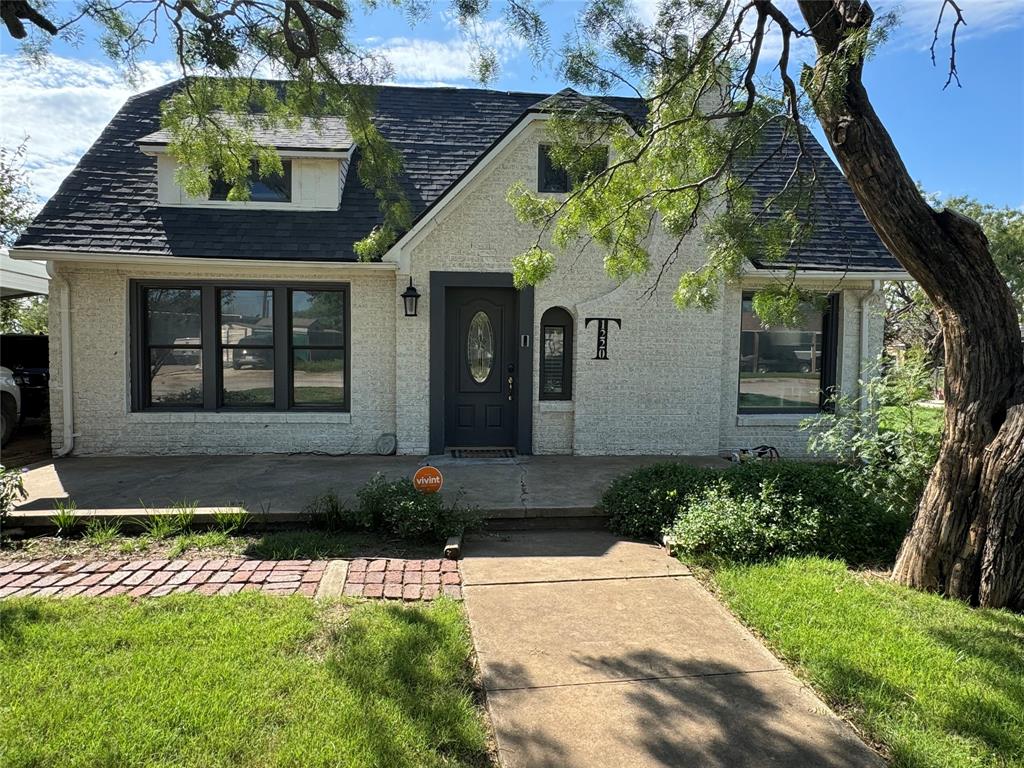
left=137, top=116, right=353, bottom=211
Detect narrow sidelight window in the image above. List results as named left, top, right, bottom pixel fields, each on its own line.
left=131, top=281, right=349, bottom=412
left=540, top=307, right=573, bottom=401
left=738, top=292, right=839, bottom=413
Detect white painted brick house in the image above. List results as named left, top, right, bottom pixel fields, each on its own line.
left=10, top=83, right=903, bottom=458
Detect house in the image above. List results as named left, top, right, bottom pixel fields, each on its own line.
left=10, top=82, right=905, bottom=458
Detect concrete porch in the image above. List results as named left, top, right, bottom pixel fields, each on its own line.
left=9, top=454, right=728, bottom=529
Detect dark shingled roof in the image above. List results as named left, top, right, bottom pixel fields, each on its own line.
left=16, top=80, right=900, bottom=272
left=139, top=114, right=354, bottom=152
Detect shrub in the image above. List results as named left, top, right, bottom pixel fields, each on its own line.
left=806, top=346, right=941, bottom=518
left=667, top=480, right=821, bottom=564
left=604, top=460, right=907, bottom=566
left=0, top=464, right=27, bottom=530
left=304, top=490, right=372, bottom=532
left=356, top=474, right=480, bottom=542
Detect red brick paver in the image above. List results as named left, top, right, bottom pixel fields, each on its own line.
left=340, top=558, right=462, bottom=601
left=0, top=556, right=461, bottom=601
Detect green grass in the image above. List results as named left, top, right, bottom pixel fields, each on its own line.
left=880, top=404, right=944, bottom=437
left=713, top=557, right=1024, bottom=768
left=0, top=595, right=490, bottom=768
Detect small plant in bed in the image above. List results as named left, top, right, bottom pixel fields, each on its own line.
left=356, top=474, right=481, bottom=542
left=83, top=517, right=122, bottom=546
left=0, top=464, right=27, bottom=532
left=50, top=500, right=79, bottom=538
left=212, top=506, right=251, bottom=534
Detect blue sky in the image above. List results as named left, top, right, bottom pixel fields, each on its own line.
left=1, top=0, right=1021, bottom=208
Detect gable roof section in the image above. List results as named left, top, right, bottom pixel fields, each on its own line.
left=16, top=80, right=900, bottom=272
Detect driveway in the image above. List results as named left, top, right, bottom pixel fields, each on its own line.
left=461, top=531, right=882, bottom=768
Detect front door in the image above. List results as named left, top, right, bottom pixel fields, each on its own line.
left=445, top=288, right=517, bottom=448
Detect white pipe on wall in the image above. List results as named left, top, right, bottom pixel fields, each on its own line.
left=46, top=261, right=75, bottom=457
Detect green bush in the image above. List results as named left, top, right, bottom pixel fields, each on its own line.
left=304, top=490, right=373, bottom=532
left=603, top=460, right=907, bottom=566
left=667, top=481, right=820, bottom=564
left=356, top=474, right=480, bottom=542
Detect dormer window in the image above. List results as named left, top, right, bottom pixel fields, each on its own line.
left=210, top=160, right=292, bottom=203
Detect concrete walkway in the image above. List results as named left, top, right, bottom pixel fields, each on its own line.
left=461, top=531, right=882, bottom=768
left=11, top=454, right=726, bottom=525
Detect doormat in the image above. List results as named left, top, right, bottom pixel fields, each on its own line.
left=450, top=448, right=515, bottom=459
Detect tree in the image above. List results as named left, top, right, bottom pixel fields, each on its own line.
left=1, top=140, right=34, bottom=247
left=886, top=196, right=1024, bottom=362
left=4, top=0, right=1022, bottom=608
left=0, top=296, right=48, bottom=334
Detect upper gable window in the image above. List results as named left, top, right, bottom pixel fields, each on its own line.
left=210, top=160, right=292, bottom=203
left=538, top=145, right=609, bottom=194
left=538, top=146, right=570, bottom=193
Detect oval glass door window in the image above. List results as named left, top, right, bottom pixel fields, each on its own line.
left=467, top=311, right=494, bottom=383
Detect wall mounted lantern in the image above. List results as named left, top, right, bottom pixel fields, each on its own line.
left=401, top=278, right=421, bottom=317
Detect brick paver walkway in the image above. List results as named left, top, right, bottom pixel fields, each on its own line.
left=343, top=558, right=463, bottom=600
left=0, top=556, right=462, bottom=600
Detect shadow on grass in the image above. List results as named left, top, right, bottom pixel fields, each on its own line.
left=241, top=530, right=358, bottom=560
left=326, top=599, right=491, bottom=767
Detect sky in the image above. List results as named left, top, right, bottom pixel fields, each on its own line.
left=1, top=0, right=1022, bottom=209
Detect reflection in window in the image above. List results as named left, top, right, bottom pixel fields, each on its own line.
left=209, top=160, right=292, bottom=202
left=143, top=287, right=202, bottom=407
left=291, top=289, right=345, bottom=407
left=540, top=307, right=573, bottom=400
left=738, top=293, right=836, bottom=413
left=538, top=145, right=609, bottom=193
left=220, top=289, right=274, bottom=406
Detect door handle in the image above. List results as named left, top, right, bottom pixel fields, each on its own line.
left=507, top=375, right=514, bottom=401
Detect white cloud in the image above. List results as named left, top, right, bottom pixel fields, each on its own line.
left=370, top=19, right=526, bottom=84
left=0, top=55, right=179, bottom=203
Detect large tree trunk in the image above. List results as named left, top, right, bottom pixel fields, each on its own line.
left=799, top=0, right=1024, bottom=610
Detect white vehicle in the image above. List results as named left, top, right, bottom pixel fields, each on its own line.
left=1, top=366, right=21, bottom=447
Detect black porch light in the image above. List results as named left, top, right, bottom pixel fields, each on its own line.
left=401, top=277, right=421, bottom=317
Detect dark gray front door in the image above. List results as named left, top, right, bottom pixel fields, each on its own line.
left=445, top=288, right=517, bottom=447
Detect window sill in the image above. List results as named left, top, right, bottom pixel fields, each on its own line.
left=130, top=411, right=352, bottom=424
left=538, top=400, right=574, bottom=412
left=735, top=413, right=812, bottom=427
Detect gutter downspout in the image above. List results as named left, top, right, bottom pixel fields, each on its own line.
left=46, top=262, right=75, bottom=457
left=860, top=279, right=883, bottom=414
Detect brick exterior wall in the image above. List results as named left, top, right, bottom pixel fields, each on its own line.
left=48, top=120, right=885, bottom=458
left=48, top=261, right=396, bottom=455
left=395, top=120, right=882, bottom=457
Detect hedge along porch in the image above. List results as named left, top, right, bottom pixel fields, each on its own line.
left=13, top=83, right=904, bottom=459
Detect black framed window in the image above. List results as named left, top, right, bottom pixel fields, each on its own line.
left=537, top=145, right=609, bottom=194
left=210, top=159, right=292, bottom=202
left=131, top=281, right=349, bottom=412
left=290, top=289, right=346, bottom=408
left=142, top=287, right=203, bottom=408
left=540, top=306, right=573, bottom=401
left=738, top=292, right=839, bottom=413
left=219, top=289, right=274, bottom=407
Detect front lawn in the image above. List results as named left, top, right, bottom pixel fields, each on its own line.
left=713, top=557, right=1024, bottom=768
left=0, top=595, right=491, bottom=768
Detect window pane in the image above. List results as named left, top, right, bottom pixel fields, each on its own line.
left=538, top=146, right=569, bottom=193
left=221, top=289, right=273, bottom=347
left=293, top=349, right=344, bottom=406
left=209, top=161, right=291, bottom=202
left=145, top=288, right=201, bottom=346
left=738, top=296, right=824, bottom=411
left=292, top=290, right=345, bottom=345
left=542, top=326, right=565, bottom=395
left=222, top=360, right=273, bottom=406
left=149, top=349, right=202, bottom=406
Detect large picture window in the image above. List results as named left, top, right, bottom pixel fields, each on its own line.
left=738, top=292, right=838, bottom=413
left=132, top=281, right=349, bottom=412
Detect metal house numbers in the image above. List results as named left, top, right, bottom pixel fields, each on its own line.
left=585, top=317, right=621, bottom=360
